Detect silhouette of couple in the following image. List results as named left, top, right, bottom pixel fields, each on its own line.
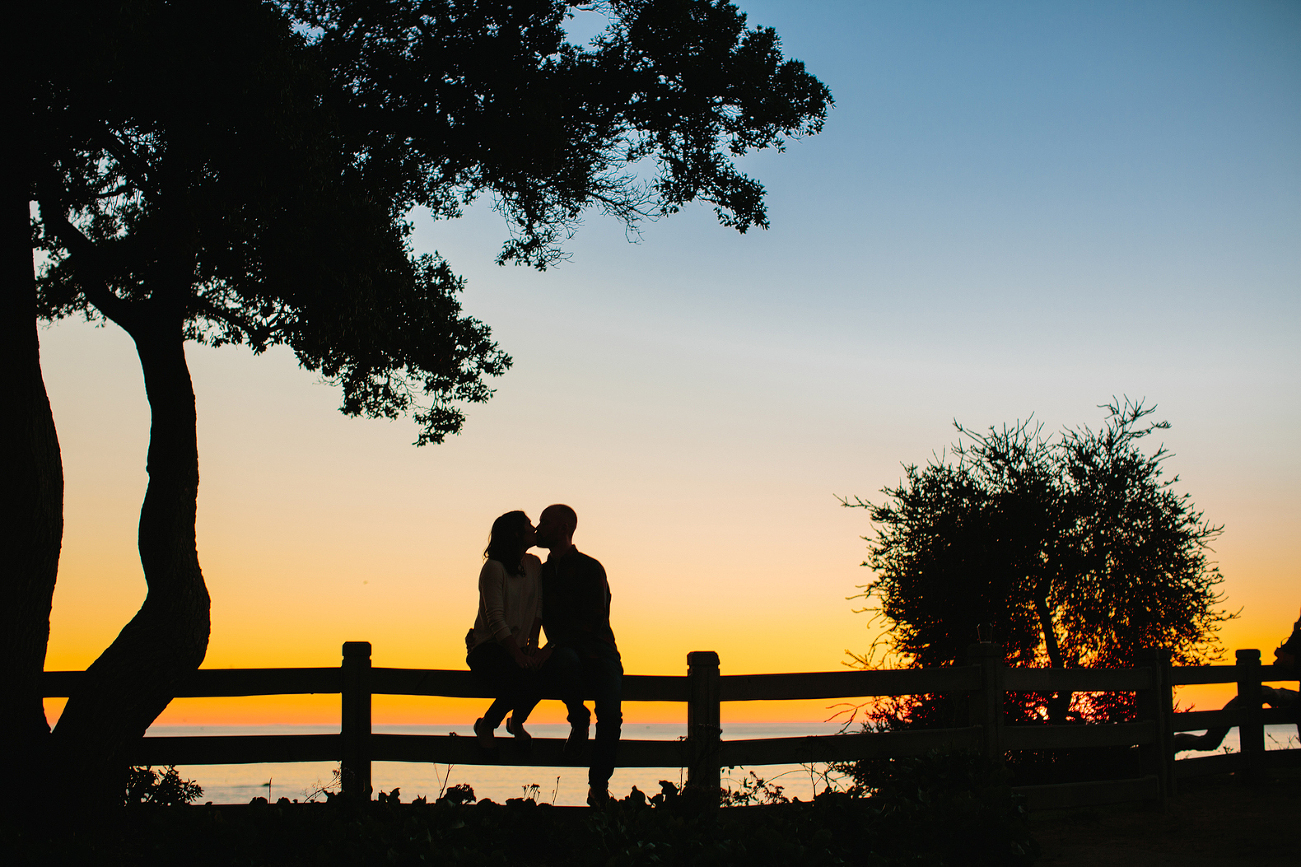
left=464, top=505, right=621, bottom=807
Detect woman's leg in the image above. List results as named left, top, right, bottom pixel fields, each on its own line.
left=468, top=643, right=520, bottom=729
left=482, top=698, right=513, bottom=729
left=510, top=698, right=539, bottom=728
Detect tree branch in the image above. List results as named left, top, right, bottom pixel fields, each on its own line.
left=36, top=199, right=139, bottom=332
left=192, top=294, right=267, bottom=346
left=96, top=126, right=158, bottom=197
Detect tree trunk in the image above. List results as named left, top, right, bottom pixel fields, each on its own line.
left=51, top=313, right=210, bottom=806
left=1034, top=592, right=1071, bottom=724
left=0, top=109, right=64, bottom=814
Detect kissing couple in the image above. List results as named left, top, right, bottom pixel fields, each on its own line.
left=464, top=505, right=622, bottom=807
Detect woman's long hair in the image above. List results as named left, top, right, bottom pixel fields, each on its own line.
left=485, top=510, right=530, bottom=576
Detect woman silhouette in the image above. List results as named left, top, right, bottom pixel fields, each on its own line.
left=465, top=510, right=543, bottom=749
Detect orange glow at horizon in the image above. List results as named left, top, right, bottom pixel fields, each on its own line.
left=33, top=0, right=1301, bottom=735
left=43, top=679, right=1280, bottom=731
left=43, top=606, right=1292, bottom=731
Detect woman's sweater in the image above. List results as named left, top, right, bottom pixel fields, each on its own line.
left=467, top=553, right=542, bottom=654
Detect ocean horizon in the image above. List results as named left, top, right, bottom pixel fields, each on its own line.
left=147, top=721, right=846, bottom=806
left=144, top=721, right=1299, bottom=806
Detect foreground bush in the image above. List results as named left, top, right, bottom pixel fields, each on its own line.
left=7, top=754, right=1036, bottom=866
left=123, top=766, right=204, bottom=807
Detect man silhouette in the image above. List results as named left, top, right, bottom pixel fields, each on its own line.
left=532, top=504, right=622, bottom=806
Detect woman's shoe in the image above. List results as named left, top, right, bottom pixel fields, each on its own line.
left=505, top=715, right=533, bottom=756
left=504, top=715, right=532, bottom=743
left=473, top=717, right=497, bottom=752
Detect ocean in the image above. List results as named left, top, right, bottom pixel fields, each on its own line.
left=146, top=721, right=1299, bottom=806
left=149, top=722, right=846, bottom=806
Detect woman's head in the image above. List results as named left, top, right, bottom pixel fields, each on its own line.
left=485, top=511, right=535, bottom=574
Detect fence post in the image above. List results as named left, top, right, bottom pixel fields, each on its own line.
left=1235, top=649, right=1264, bottom=783
left=966, top=643, right=1003, bottom=762
left=1136, top=649, right=1170, bottom=808
left=341, top=641, right=373, bottom=800
left=686, top=650, right=721, bottom=801
left=1157, top=650, right=1177, bottom=800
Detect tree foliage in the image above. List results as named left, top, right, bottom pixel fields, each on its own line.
left=34, top=0, right=510, bottom=445
left=34, top=0, right=832, bottom=442
left=16, top=0, right=831, bottom=803
left=844, top=399, right=1232, bottom=722
left=292, top=0, right=832, bottom=269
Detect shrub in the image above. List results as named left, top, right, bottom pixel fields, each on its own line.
left=123, top=765, right=203, bottom=807
left=866, top=751, right=1037, bottom=866
left=12, top=756, right=1035, bottom=866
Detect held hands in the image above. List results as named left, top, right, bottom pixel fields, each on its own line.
left=506, top=633, right=553, bottom=671
left=510, top=645, right=534, bottom=670
left=512, top=644, right=551, bottom=671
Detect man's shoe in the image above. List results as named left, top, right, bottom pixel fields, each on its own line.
left=586, top=786, right=610, bottom=808
left=563, top=724, right=589, bottom=759
left=473, top=717, right=497, bottom=752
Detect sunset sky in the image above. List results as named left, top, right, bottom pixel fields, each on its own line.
left=40, top=0, right=1300, bottom=727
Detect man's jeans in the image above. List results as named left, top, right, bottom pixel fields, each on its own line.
left=546, top=644, right=622, bottom=790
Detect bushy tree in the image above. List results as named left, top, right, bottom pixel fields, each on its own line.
left=10, top=0, right=830, bottom=805
left=844, top=399, right=1232, bottom=724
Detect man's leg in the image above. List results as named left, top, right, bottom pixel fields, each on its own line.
left=585, top=650, right=623, bottom=798
left=544, top=646, right=591, bottom=732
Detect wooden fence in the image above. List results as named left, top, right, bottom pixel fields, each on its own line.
left=41, top=642, right=1300, bottom=810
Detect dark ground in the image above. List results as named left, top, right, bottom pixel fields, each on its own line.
left=7, top=768, right=1295, bottom=865
left=1031, top=769, right=1300, bottom=866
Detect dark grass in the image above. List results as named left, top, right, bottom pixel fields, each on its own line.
left=3, top=755, right=1037, bottom=867
left=1031, top=768, right=1301, bottom=866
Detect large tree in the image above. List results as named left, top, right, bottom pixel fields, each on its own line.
left=3, top=1, right=65, bottom=812
left=16, top=0, right=831, bottom=804
left=844, top=400, right=1232, bottom=725
left=30, top=0, right=503, bottom=805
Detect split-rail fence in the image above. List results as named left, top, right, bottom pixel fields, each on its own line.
left=41, top=642, right=1300, bottom=810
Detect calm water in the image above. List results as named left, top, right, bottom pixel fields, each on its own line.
left=148, top=722, right=847, bottom=806
left=147, top=721, right=1299, bottom=806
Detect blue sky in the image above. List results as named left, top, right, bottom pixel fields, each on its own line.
left=42, top=0, right=1300, bottom=721
left=418, top=0, right=1301, bottom=658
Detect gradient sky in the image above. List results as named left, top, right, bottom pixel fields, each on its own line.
left=40, top=0, right=1300, bottom=726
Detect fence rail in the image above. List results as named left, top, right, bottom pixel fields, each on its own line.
left=41, top=642, right=1299, bottom=810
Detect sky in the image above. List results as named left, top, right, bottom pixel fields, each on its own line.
left=40, top=0, right=1300, bottom=727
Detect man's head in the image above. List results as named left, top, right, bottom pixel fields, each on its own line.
left=536, top=504, right=577, bottom=551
